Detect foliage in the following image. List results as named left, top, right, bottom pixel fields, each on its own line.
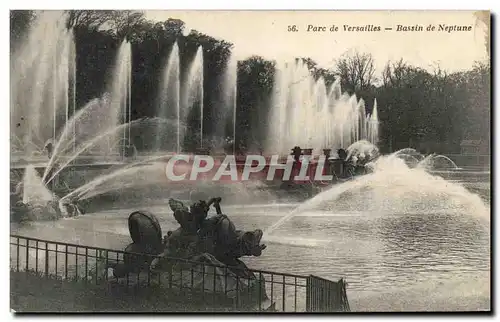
left=10, top=10, right=36, bottom=51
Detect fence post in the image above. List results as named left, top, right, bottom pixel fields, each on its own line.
left=306, top=275, right=312, bottom=312
left=16, top=237, right=19, bottom=272
left=45, top=242, right=49, bottom=277
left=306, top=275, right=350, bottom=312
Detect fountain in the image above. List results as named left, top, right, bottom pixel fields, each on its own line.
left=58, top=149, right=189, bottom=206
left=417, top=154, right=460, bottom=170
left=390, top=149, right=460, bottom=170
left=266, top=59, right=380, bottom=155
left=183, top=45, right=204, bottom=148
left=10, top=11, right=76, bottom=157
left=43, top=117, right=168, bottom=185
left=367, top=99, right=379, bottom=145
left=156, top=41, right=181, bottom=152
left=345, top=140, right=379, bottom=161
left=108, top=40, right=133, bottom=157
left=22, top=165, right=54, bottom=205
left=10, top=12, right=141, bottom=216
left=263, top=151, right=489, bottom=236
left=60, top=162, right=167, bottom=205
left=212, top=53, right=238, bottom=153
left=37, top=39, right=131, bottom=184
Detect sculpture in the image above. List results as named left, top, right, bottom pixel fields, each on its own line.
left=109, top=197, right=272, bottom=309
left=112, top=197, right=267, bottom=278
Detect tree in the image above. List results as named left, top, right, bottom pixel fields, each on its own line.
left=336, top=51, right=376, bottom=93
left=107, top=10, right=146, bottom=40
left=65, top=10, right=114, bottom=30
left=10, top=10, right=36, bottom=50
left=473, top=11, right=490, bottom=60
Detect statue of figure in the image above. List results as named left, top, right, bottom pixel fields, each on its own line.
left=164, top=197, right=266, bottom=266
left=168, top=198, right=209, bottom=234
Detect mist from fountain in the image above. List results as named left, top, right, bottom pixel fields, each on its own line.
left=183, top=45, right=205, bottom=148
left=156, top=41, right=181, bottom=152
left=11, top=11, right=76, bottom=156
left=22, top=165, right=54, bottom=205
left=266, top=59, right=380, bottom=155
left=264, top=151, right=489, bottom=236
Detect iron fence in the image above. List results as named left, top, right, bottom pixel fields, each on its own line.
left=10, top=234, right=349, bottom=312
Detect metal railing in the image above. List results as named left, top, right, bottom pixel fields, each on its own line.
left=306, top=275, right=350, bottom=312
left=10, top=235, right=350, bottom=312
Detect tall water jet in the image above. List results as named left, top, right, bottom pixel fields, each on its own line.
left=368, top=98, right=379, bottom=146
left=156, top=41, right=181, bottom=152
left=107, top=40, right=132, bottom=157
left=266, top=61, right=289, bottom=154
left=183, top=45, right=204, bottom=149
left=265, top=59, right=380, bottom=155
left=10, top=12, right=76, bottom=156
left=216, top=53, right=238, bottom=153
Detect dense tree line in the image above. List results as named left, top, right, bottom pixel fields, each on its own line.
left=10, top=10, right=490, bottom=154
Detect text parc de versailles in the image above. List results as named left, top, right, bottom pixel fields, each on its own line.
left=320, top=24, right=473, bottom=32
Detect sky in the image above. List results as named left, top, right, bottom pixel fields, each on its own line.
left=145, top=10, right=489, bottom=75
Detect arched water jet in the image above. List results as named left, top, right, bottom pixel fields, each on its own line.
left=394, top=148, right=420, bottom=157
left=41, top=93, right=126, bottom=183
left=61, top=162, right=167, bottom=204
left=44, top=118, right=168, bottom=185
left=417, top=154, right=459, bottom=170
left=264, top=152, right=489, bottom=235
left=60, top=152, right=187, bottom=204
